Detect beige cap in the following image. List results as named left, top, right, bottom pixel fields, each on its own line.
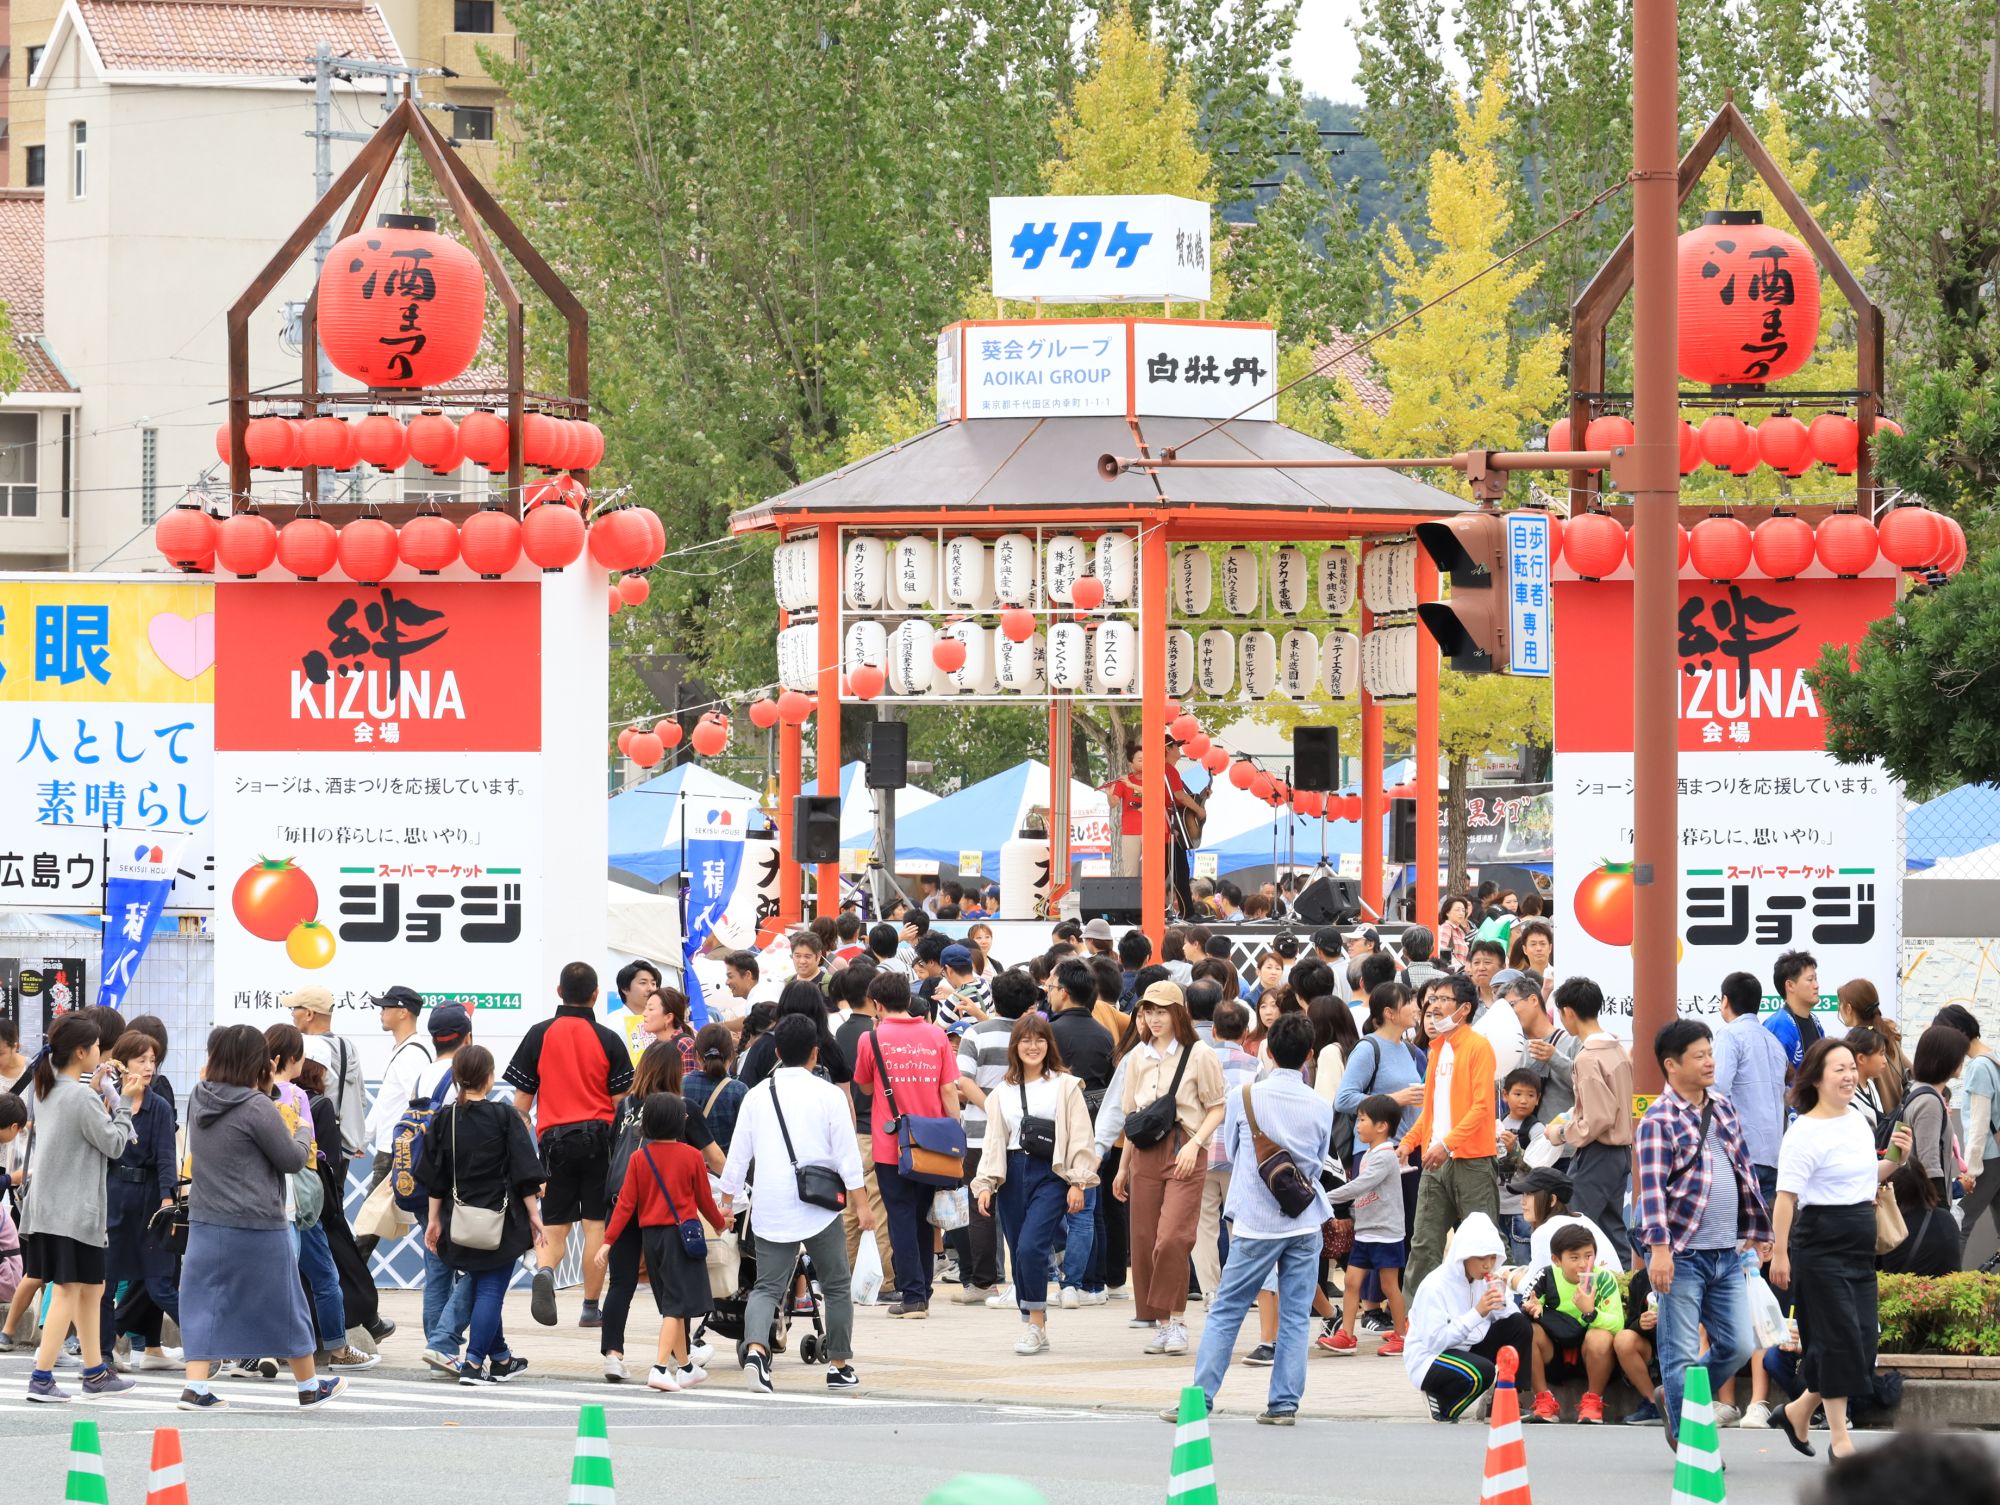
left=282, top=984, right=335, bottom=1014
left=1138, top=980, right=1185, bottom=1010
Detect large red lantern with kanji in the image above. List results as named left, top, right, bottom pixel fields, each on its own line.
left=317, top=214, right=485, bottom=388
left=1677, top=210, right=1820, bottom=386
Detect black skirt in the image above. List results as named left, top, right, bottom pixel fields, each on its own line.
left=643, top=1225, right=713, bottom=1319
left=22, top=1232, right=106, bottom=1285
left=1791, top=1202, right=1878, bottom=1400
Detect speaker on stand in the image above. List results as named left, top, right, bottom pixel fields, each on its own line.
left=1292, top=727, right=1340, bottom=883
left=864, top=719, right=912, bottom=920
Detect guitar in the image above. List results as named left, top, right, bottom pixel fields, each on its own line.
left=1172, top=783, right=1208, bottom=848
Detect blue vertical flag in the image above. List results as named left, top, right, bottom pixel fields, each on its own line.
left=678, top=805, right=747, bottom=1027
left=97, top=836, right=184, bottom=1012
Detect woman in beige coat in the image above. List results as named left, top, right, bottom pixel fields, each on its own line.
left=972, top=1015, right=1098, bottom=1356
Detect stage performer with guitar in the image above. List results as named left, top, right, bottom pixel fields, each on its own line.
left=1106, top=736, right=1204, bottom=920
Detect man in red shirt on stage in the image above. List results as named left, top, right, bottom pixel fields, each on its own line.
left=1107, top=736, right=1203, bottom=920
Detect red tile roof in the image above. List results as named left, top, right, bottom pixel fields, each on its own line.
left=71, top=0, right=400, bottom=78
left=0, top=189, right=73, bottom=394
left=1310, top=330, right=1392, bottom=418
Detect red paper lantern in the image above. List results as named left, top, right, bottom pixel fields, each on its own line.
left=1170, top=713, right=1200, bottom=742
left=1000, top=607, right=1035, bottom=643
left=522, top=499, right=586, bottom=570
left=214, top=423, right=234, bottom=464
left=1071, top=575, right=1106, bottom=611
left=627, top=731, right=665, bottom=768
left=337, top=517, right=400, bottom=585
left=617, top=573, right=650, bottom=606
left=1545, top=416, right=1575, bottom=455
left=777, top=691, right=814, bottom=725
left=1624, top=523, right=1690, bottom=571
left=633, top=507, right=666, bottom=569
left=276, top=515, right=339, bottom=580
left=1937, top=514, right=1969, bottom=574
left=1677, top=211, right=1821, bottom=385
left=406, top=411, right=462, bottom=473
left=1183, top=733, right=1211, bottom=760
left=691, top=713, right=730, bottom=758
left=523, top=479, right=565, bottom=510
left=575, top=421, right=606, bottom=469
left=1751, top=514, right=1816, bottom=580
left=353, top=412, right=409, bottom=469
left=399, top=513, right=459, bottom=576
left=299, top=416, right=357, bottom=471
left=1688, top=515, right=1754, bottom=581
left=1296, top=791, right=1324, bottom=819
left=1547, top=515, right=1564, bottom=561
left=1228, top=760, right=1256, bottom=790
left=214, top=510, right=278, bottom=578
left=1874, top=416, right=1905, bottom=440
left=1584, top=415, right=1634, bottom=456
left=154, top=505, right=216, bottom=569
left=1757, top=414, right=1812, bottom=476
left=1878, top=504, right=1945, bottom=569
left=553, top=472, right=588, bottom=508
left=1164, top=698, right=1182, bottom=722
left=590, top=508, right=652, bottom=571
left=459, top=507, right=521, bottom=578
left=1698, top=413, right=1754, bottom=472
left=1562, top=512, right=1627, bottom=580
left=318, top=214, right=484, bottom=388
left=658, top=721, right=684, bottom=750
left=1729, top=423, right=1762, bottom=478
left=522, top=413, right=566, bottom=468
left=1808, top=414, right=1859, bottom=474
left=748, top=699, right=780, bottom=729
left=1813, top=512, right=1878, bottom=577
left=458, top=410, right=510, bottom=470
left=245, top=415, right=300, bottom=469
left=616, top=728, right=637, bottom=757
left=932, top=638, right=967, bottom=674
left=1202, top=747, right=1229, bottom=775
left=849, top=664, right=886, bottom=700
left=606, top=587, right=623, bottom=616
left=1678, top=420, right=1702, bottom=476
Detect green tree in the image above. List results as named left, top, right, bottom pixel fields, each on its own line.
left=0, top=305, right=22, bottom=396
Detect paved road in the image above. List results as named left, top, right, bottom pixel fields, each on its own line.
left=0, top=1353, right=1962, bottom=1505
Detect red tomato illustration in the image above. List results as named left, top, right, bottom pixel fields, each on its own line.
left=232, top=858, right=319, bottom=942
left=1573, top=862, right=1636, bottom=948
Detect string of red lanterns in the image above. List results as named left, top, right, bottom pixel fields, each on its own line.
left=1553, top=502, right=1965, bottom=581
left=218, top=413, right=607, bottom=475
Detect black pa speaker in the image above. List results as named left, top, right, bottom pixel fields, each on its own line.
left=793, top=795, right=842, bottom=864
left=1292, top=875, right=1361, bottom=927
left=1293, top=727, right=1339, bottom=792
left=1390, top=797, right=1419, bottom=864
left=866, top=719, right=909, bottom=790
left=1079, top=876, right=1143, bottom=926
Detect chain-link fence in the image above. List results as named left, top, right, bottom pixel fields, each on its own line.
left=1901, top=784, right=2000, bottom=1039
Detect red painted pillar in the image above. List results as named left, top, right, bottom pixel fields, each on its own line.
left=1415, top=550, right=1441, bottom=930
left=815, top=528, right=843, bottom=920
left=1141, top=524, right=1168, bottom=950
left=1359, top=544, right=1385, bottom=920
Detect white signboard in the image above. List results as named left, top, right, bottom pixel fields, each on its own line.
left=959, top=322, right=1127, bottom=419
left=1133, top=322, right=1278, bottom=421
left=1503, top=511, right=1552, bottom=677
left=935, top=328, right=961, bottom=424
left=990, top=195, right=1212, bottom=303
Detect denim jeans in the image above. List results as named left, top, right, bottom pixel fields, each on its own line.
left=461, top=1265, right=515, bottom=1369
left=1657, top=1245, right=1753, bottom=1435
left=422, top=1246, right=475, bottom=1357
left=1061, top=1187, right=1100, bottom=1292
left=295, top=1222, right=346, bottom=1349
left=997, top=1151, right=1069, bottom=1313
left=1754, top=1163, right=1779, bottom=1212
left=1191, top=1231, right=1320, bottom=1414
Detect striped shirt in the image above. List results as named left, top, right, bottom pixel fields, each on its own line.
left=956, top=1017, right=1014, bottom=1150
left=1210, top=1041, right=1259, bottom=1169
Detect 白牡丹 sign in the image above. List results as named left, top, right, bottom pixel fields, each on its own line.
left=989, top=195, right=1211, bottom=303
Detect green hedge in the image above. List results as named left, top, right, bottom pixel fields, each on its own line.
left=1879, top=1273, right=2000, bottom=1356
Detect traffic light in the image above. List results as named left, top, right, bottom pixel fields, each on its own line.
left=1415, top=511, right=1507, bottom=673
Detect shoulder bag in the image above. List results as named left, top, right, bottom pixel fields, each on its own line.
left=1329, top=1037, right=1383, bottom=1173
left=1017, top=1081, right=1057, bottom=1162
left=448, top=1105, right=508, bottom=1252
left=640, top=1144, right=707, bottom=1260
left=768, top=1078, right=849, bottom=1212
left=867, top=1027, right=966, bottom=1187
left=1123, top=1045, right=1192, bottom=1150
left=1241, top=1085, right=1318, bottom=1218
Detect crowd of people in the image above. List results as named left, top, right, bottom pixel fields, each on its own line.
left=0, top=889, right=1982, bottom=1455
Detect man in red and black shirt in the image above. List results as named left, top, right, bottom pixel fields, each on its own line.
left=504, top=961, right=634, bottom=1328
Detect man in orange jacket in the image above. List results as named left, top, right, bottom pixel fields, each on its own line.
left=1400, top=974, right=1501, bottom=1291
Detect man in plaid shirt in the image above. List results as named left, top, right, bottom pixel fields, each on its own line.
left=1633, top=1018, right=1773, bottom=1450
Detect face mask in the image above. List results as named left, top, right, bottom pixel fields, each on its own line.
left=1426, top=1010, right=1458, bottom=1037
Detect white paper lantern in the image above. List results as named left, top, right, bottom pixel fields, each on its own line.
left=777, top=624, right=813, bottom=691
left=942, top=536, right=989, bottom=608
left=1165, top=628, right=1196, bottom=699
left=1362, top=541, right=1420, bottom=616
left=1238, top=629, right=1278, bottom=698
left=997, top=630, right=1046, bottom=694
left=1361, top=625, right=1419, bottom=699
left=843, top=535, right=887, bottom=609
left=1197, top=628, right=1236, bottom=697
left=1028, top=630, right=1049, bottom=692
left=993, top=533, right=1037, bottom=605
left=999, top=832, right=1050, bottom=920
left=888, top=535, right=936, bottom=610
left=1221, top=546, right=1260, bottom=616
left=1390, top=624, right=1419, bottom=696
left=888, top=619, right=937, bottom=695
left=1279, top=629, right=1319, bottom=698
left=843, top=618, right=888, bottom=676
left=1172, top=549, right=1212, bottom=616
left=771, top=541, right=797, bottom=610
left=1319, top=548, right=1356, bottom=616
left=1046, top=621, right=1090, bottom=691
left=1077, top=634, right=1101, bottom=697
left=1268, top=546, right=1311, bottom=616
left=1044, top=534, right=1087, bottom=604
left=1093, top=620, right=1137, bottom=690
left=1094, top=532, right=1137, bottom=604
left=1320, top=629, right=1359, bottom=699
left=944, top=623, right=994, bottom=694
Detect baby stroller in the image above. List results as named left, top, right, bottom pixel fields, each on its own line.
left=696, top=1210, right=830, bottom=1365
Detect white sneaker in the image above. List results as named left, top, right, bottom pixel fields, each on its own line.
left=645, top=1365, right=681, bottom=1393
left=1129, top=1317, right=1161, bottom=1331
left=1082, top=1290, right=1109, bottom=1307
left=1143, top=1325, right=1173, bottom=1354
left=1160, top=1321, right=1189, bottom=1356
left=136, top=1348, right=184, bottom=1371
left=689, top=1341, right=713, bottom=1368
left=984, top=1286, right=1016, bottom=1309
left=1014, top=1326, right=1051, bottom=1356
left=1740, top=1401, right=1773, bottom=1429
left=602, top=1355, right=627, bottom=1384
left=677, top=1363, right=708, bottom=1388
left=1059, top=1288, right=1080, bottom=1310
left=1106, top=1287, right=1131, bottom=1301
left=1712, top=1402, right=1742, bottom=1427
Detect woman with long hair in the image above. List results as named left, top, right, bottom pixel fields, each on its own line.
left=98, top=1030, right=179, bottom=1374
left=644, top=987, right=698, bottom=1078
left=20, top=1013, right=137, bottom=1402
left=971, top=1015, right=1097, bottom=1355
left=1308, top=995, right=1362, bottom=1103
left=1769, top=1037, right=1911, bottom=1462
left=1844, top=1026, right=1893, bottom=1131
left=1836, top=979, right=1906, bottom=1113
left=1905, top=1024, right=1971, bottom=1210
left=1112, top=983, right=1225, bottom=1357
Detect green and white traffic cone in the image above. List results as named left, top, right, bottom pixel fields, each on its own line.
left=1167, top=1385, right=1219, bottom=1505
left=64, top=1418, right=109, bottom=1505
left=568, top=1405, right=615, bottom=1505
left=1670, top=1368, right=1726, bottom=1505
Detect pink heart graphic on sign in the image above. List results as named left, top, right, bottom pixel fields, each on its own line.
left=147, top=611, right=215, bottom=680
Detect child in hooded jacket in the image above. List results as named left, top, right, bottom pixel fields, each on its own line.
left=1403, top=1212, right=1534, bottom=1422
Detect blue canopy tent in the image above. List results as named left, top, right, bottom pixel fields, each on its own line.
left=607, top=764, right=769, bottom=885
left=837, top=760, right=938, bottom=846
left=892, top=760, right=1112, bottom=878
left=1906, top=783, right=2000, bottom=871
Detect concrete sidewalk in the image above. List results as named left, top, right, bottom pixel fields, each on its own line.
left=372, top=1286, right=1431, bottom=1422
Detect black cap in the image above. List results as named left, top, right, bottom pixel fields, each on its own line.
left=427, top=1001, right=472, bottom=1040
left=1508, top=1165, right=1574, bottom=1199
left=371, top=984, right=424, bottom=1014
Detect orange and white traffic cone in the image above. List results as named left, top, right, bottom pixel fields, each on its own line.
left=144, top=1428, right=189, bottom=1505
left=1480, top=1347, right=1532, bottom=1505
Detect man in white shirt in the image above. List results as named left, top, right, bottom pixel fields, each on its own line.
left=360, top=985, right=434, bottom=1250
left=718, top=1015, right=870, bottom=1395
